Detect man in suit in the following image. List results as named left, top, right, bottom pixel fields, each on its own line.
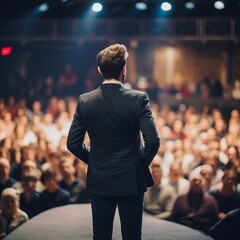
left=67, top=43, right=160, bottom=240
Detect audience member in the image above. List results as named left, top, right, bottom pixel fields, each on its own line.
left=46, top=96, right=59, bottom=117
left=13, top=121, right=37, bottom=147
left=190, top=144, right=209, bottom=170
left=191, top=164, right=213, bottom=191
left=29, top=101, right=43, bottom=119
left=224, top=145, right=240, bottom=171
left=181, top=139, right=195, bottom=178
left=168, top=119, right=187, bottom=140
left=164, top=161, right=190, bottom=196
left=160, top=141, right=174, bottom=179
left=30, top=115, right=42, bottom=136
left=204, top=149, right=224, bottom=187
left=39, top=168, right=70, bottom=213
left=13, top=159, right=45, bottom=193
left=165, top=111, right=177, bottom=130
left=213, top=118, right=227, bottom=140
left=59, top=159, right=89, bottom=203
left=0, top=188, right=28, bottom=239
left=220, top=122, right=240, bottom=149
left=41, top=152, right=62, bottom=181
left=10, top=145, right=39, bottom=182
left=2, top=111, right=15, bottom=137
left=231, top=79, right=240, bottom=100
left=155, top=117, right=171, bottom=139
left=144, top=163, right=176, bottom=219
left=19, top=170, right=40, bottom=218
left=0, top=137, right=13, bottom=160
left=199, top=117, right=211, bottom=133
left=170, top=173, right=219, bottom=234
left=209, top=170, right=240, bottom=219
left=183, top=114, right=199, bottom=136
left=40, top=113, right=58, bottom=147
left=0, top=158, right=16, bottom=196
left=229, top=109, right=240, bottom=122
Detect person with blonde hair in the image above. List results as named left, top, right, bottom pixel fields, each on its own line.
left=0, top=188, right=28, bottom=239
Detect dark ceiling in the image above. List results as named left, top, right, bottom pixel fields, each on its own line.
left=0, top=0, right=240, bottom=19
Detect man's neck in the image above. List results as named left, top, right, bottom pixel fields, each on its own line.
left=103, top=79, right=122, bottom=84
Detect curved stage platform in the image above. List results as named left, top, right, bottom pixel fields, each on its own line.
left=5, top=204, right=213, bottom=240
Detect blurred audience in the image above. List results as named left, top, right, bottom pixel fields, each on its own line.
left=0, top=92, right=240, bottom=239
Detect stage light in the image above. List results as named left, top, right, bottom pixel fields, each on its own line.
left=214, top=1, right=225, bottom=10
left=92, top=2, right=103, bottom=12
left=1, top=47, right=12, bottom=56
left=161, top=2, right=172, bottom=11
left=135, top=2, right=147, bottom=11
left=61, top=0, right=68, bottom=2
left=185, top=1, right=195, bottom=10
left=38, top=3, right=49, bottom=12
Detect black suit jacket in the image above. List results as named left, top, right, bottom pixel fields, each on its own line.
left=67, top=83, right=160, bottom=196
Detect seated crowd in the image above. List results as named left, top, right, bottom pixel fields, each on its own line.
left=0, top=95, right=240, bottom=239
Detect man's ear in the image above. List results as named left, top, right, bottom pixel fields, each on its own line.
left=98, top=66, right=103, bottom=75
left=121, top=66, right=126, bottom=76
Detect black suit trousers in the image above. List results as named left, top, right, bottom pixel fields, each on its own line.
left=91, top=193, right=144, bottom=240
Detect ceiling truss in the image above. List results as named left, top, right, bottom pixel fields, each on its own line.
left=0, top=18, right=239, bottom=43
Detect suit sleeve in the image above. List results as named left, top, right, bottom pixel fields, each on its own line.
left=209, top=210, right=238, bottom=240
left=67, top=97, right=90, bottom=164
left=139, top=93, right=160, bottom=166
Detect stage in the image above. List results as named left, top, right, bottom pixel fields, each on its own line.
left=5, top=204, right=213, bottom=240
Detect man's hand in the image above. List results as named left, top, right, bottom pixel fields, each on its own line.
left=0, top=229, right=6, bottom=240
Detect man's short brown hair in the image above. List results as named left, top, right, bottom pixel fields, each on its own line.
left=97, top=44, right=129, bottom=80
